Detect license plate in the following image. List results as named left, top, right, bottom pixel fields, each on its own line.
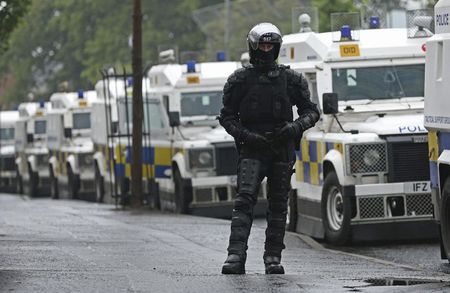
left=404, top=181, right=431, bottom=194
left=339, top=44, right=360, bottom=57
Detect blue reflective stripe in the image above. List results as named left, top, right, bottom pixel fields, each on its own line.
left=439, top=132, right=450, bottom=154
left=143, top=146, right=155, bottom=164
left=155, top=165, right=170, bottom=178
left=115, top=164, right=125, bottom=178
left=326, top=142, right=334, bottom=153
left=303, top=162, right=310, bottom=183
left=430, top=161, right=439, bottom=188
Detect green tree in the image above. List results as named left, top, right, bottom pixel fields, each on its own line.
left=0, top=0, right=31, bottom=52
left=312, top=0, right=357, bottom=32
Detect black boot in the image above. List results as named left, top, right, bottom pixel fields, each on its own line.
left=264, top=255, right=284, bottom=274
left=222, top=254, right=246, bottom=274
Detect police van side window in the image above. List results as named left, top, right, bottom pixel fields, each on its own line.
left=304, top=72, right=319, bottom=107
left=119, top=100, right=165, bottom=131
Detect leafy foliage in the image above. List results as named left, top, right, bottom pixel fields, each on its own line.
left=0, top=0, right=221, bottom=105
left=0, top=0, right=30, bottom=52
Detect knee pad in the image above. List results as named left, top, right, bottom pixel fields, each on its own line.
left=268, top=162, right=292, bottom=197
left=237, top=159, right=261, bottom=195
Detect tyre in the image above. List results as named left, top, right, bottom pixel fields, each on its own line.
left=440, top=176, right=450, bottom=262
left=173, top=168, right=189, bottom=214
left=28, top=163, right=38, bottom=198
left=287, top=190, right=298, bottom=232
left=67, top=165, right=79, bottom=199
left=321, top=171, right=352, bottom=245
left=147, top=178, right=160, bottom=210
left=49, top=167, right=59, bottom=199
left=94, top=164, right=104, bottom=203
left=16, top=169, right=23, bottom=194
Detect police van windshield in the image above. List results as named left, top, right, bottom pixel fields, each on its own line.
left=73, top=112, right=91, bottom=130
left=34, top=120, right=46, bottom=135
left=120, top=100, right=165, bottom=131
left=180, top=91, right=222, bottom=117
left=332, top=64, right=424, bottom=101
left=0, top=128, right=14, bottom=140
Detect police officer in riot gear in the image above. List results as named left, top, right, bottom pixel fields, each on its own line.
left=219, top=23, right=320, bottom=274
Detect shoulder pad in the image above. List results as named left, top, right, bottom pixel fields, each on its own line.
left=227, top=67, right=248, bottom=83
left=277, top=64, right=290, bottom=70
left=285, top=68, right=303, bottom=83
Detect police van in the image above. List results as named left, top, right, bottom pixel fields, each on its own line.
left=0, top=111, right=19, bottom=192
left=15, top=102, right=52, bottom=197
left=93, top=60, right=267, bottom=217
left=47, top=91, right=97, bottom=200
left=280, top=13, right=437, bottom=244
left=424, top=0, right=450, bottom=262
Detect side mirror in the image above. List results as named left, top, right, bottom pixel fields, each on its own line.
left=323, top=93, right=339, bottom=115
left=64, top=128, right=72, bottom=138
left=168, top=112, right=180, bottom=127
left=26, top=134, right=34, bottom=143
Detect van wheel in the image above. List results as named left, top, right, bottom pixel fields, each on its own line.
left=16, top=169, right=23, bottom=194
left=67, top=165, right=78, bottom=199
left=173, top=169, right=189, bottom=214
left=440, top=177, right=450, bottom=262
left=50, top=167, right=59, bottom=199
left=287, top=190, right=298, bottom=232
left=94, top=164, right=104, bottom=203
left=28, top=163, right=38, bottom=198
left=321, top=171, right=351, bottom=245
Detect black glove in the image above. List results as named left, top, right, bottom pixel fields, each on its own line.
left=274, top=122, right=302, bottom=142
left=241, top=129, right=268, bottom=148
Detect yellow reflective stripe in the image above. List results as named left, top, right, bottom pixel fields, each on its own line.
left=428, top=131, right=439, bottom=162
left=301, top=140, right=310, bottom=162
left=335, top=142, right=343, bottom=154
left=155, top=147, right=171, bottom=165
left=310, top=162, right=319, bottom=185
left=295, top=160, right=304, bottom=182
left=317, top=141, right=323, bottom=162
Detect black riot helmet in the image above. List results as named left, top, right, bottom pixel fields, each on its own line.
left=247, top=22, right=282, bottom=67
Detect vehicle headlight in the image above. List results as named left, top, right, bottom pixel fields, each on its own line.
left=78, top=153, right=93, bottom=168
left=346, top=143, right=387, bottom=175
left=188, top=149, right=214, bottom=169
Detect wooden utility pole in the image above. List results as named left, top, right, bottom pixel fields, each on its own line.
left=131, top=0, right=143, bottom=208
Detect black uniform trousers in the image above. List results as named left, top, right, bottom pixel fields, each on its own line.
left=227, top=140, right=296, bottom=260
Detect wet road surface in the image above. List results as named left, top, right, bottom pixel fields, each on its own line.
left=1, top=193, right=450, bottom=292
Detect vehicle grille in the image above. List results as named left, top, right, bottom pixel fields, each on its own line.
left=358, top=194, right=433, bottom=220
left=386, top=136, right=429, bottom=183
left=359, top=197, right=385, bottom=219
left=214, top=143, right=238, bottom=176
left=0, top=157, right=15, bottom=171
left=406, top=193, right=433, bottom=216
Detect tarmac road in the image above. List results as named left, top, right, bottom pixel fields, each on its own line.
left=1, top=193, right=450, bottom=292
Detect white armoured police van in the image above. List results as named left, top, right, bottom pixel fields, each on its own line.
left=47, top=91, right=97, bottom=200
left=0, top=111, right=19, bottom=191
left=424, top=0, right=450, bottom=262
left=280, top=13, right=437, bottom=244
left=94, top=60, right=267, bottom=217
left=15, top=102, right=52, bottom=197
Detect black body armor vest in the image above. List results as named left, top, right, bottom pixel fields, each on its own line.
left=239, top=67, right=293, bottom=133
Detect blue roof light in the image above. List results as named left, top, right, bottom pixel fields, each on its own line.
left=39, top=100, right=45, bottom=108
left=369, top=16, right=380, bottom=29
left=126, top=77, right=133, bottom=87
left=216, top=51, right=226, bottom=62
left=77, top=89, right=84, bottom=99
left=186, top=60, right=196, bottom=73
left=340, top=25, right=352, bottom=41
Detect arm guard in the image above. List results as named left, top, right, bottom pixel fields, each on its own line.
left=218, top=68, right=248, bottom=141
left=286, top=69, right=320, bottom=136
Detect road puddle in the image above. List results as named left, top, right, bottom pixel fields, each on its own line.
left=364, top=277, right=442, bottom=286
